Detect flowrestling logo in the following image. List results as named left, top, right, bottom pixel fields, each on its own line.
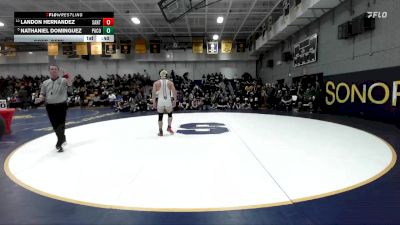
left=367, top=11, right=388, bottom=19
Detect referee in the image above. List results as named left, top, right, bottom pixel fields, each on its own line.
left=35, top=65, right=73, bottom=152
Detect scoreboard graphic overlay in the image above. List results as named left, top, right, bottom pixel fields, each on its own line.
left=14, top=12, right=114, bottom=42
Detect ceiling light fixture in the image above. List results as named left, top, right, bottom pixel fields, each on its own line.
left=217, top=16, right=224, bottom=24
left=213, top=34, right=219, bottom=40
left=0, top=21, right=4, bottom=27
left=131, top=17, right=140, bottom=24
left=28, top=52, right=33, bottom=55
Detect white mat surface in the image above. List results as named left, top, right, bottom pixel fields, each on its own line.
left=6, top=113, right=394, bottom=210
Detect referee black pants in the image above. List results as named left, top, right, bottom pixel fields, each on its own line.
left=46, top=102, right=67, bottom=145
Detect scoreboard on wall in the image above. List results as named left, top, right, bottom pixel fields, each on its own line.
left=14, top=12, right=114, bottom=42
left=293, top=33, right=318, bottom=67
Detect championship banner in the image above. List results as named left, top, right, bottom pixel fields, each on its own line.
left=324, top=66, right=400, bottom=124
left=135, top=39, right=147, bottom=54
left=4, top=43, right=16, bottom=56
left=262, top=21, right=267, bottom=38
left=236, top=39, right=246, bottom=52
left=192, top=39, right=203, bottom=54
left=221, top=40, right=232, bottom=53
left=62, top=42, right=73, bottom=55
left=268, top=16, right=273, bottom=31
left=283, top=0, right=290, bottom=16
left=150, top=40, right=161, bottom=53
left=91, top=42, right=102, bottom=55
left=207, top=41, right=218, bottom=54
left=75, top=42, right=88, bottom=55
left=48, top=43, right=59, bottom=56
left=104, top=42, right=116, bottom=55
left=249, top=35, right=256, bottom=51
left=120, top=40, right=131, bottom=54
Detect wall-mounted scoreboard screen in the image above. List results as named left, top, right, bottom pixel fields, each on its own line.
left=14, top=12, right=114, bottom=42
left=293, top=33, right=318, bottom=67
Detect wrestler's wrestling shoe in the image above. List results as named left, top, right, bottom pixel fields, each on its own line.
left=167, top=126, right=174, bottom=134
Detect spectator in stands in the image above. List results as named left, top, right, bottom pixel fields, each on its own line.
left=232, top=96, right=241, bottom=110
left=191, top=97, right=200, bottom=110
left=182, top=93, right=190, bottom=110
left=18, top=85, right=29, bottom=110
left=2, top=71, right=292, bottom=115
left=300, top=88, right=315, bottom=112
left=279, top=89, right=293, bottom=111
left=251, top=95, right=260, bottom=110
left=217, top=96, right=229, bottom=110
left=116, top=99, right=130, bottom=112
left=202, top=92, right=212, bottom=110
left=266, top=83, right=275, bottom=108
left=313, top=81, right=323, bottom=112
left=108, top=92, right=117, bottom=107
left=242, top=97, right=251, bottom=110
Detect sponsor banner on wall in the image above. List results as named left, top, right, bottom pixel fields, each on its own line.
left=324, top=66, right=400, bottom=123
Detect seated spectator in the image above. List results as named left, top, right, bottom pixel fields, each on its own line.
left=227, top=96, right=234, bottom=109
left=232, top=97, right=241, bottom=110
left=260, top=86, right=267, bottom=107
left=278, top=90, right=292, bottom=111
left=129, top=96, right=139, bottom=112
left=217, top=96, right=228, bottom=110
left=241, top=97, right=251, bottom=110
left=251, top=96, right=260, bottom=110
left=181, top=95, right=190, bottom=110
left=298, top=88, right=314, bottom=112
left=145, top=96, right=152, bottom=111
left=108, top=92, right=117, bottom=107
left=116, top=100, right=130, bottom=112
left=202, top=93, right=212, bottom=110
left=191, top=97, right=201, bottom=110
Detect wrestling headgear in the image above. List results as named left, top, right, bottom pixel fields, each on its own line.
left=159, top=69, right=168, bottom=79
